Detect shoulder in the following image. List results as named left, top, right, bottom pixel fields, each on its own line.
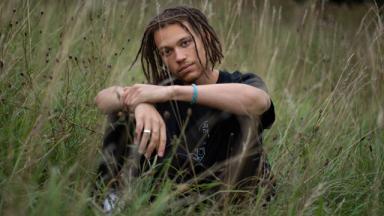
left=220, top=70, right=275, bottom=129
left=218, top=70, right=268, bottom=92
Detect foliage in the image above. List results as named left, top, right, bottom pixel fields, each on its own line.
left=0, top=0, right=383, bottom=215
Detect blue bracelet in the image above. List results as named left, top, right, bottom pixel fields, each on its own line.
left=191, top=84, right=198, bottom=105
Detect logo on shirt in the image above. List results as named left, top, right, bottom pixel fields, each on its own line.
left=192, top=120, right=209, bottom=163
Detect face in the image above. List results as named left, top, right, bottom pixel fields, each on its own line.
left=154, top=22, right=207, bottom=83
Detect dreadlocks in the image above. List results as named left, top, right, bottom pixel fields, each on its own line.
left=131, top=6, right=223, bottom=84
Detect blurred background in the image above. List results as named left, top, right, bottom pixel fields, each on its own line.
left=0, top=0, right=383, bottom=215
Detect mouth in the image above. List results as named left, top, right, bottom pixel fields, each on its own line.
left=178, top=63, right=194, bottom=75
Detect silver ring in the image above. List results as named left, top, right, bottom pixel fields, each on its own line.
left=143, top=129, right=151, bottom=134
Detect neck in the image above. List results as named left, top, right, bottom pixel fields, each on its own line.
left=195, top=69, right=219, bottom=85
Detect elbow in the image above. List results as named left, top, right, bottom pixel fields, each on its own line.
left=246, top=88, right=271, bottom=116
left=259, top=95, right=271, bottom=114
left=94, top=88, right=117, bottom=114
left=94, top=91, right=107, bottom=114
left=94, top=92, right=101, bottom=107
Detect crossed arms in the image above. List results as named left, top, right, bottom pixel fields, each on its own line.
left=95, top=83, right=271, bottom=158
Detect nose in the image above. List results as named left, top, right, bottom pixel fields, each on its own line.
left=174, top=48, right=186, bottom=63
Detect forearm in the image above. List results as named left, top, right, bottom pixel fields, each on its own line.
left=172, top=84, right=270, bottom=116
left=94, top=86, right=124, bottom=114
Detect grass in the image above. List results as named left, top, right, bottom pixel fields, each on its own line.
left=0, top=0, right=383, bottom=215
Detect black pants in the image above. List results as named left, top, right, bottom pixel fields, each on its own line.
left=94, top=113, right=276, bottom=200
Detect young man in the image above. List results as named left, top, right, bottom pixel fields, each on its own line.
left=94, top=6, right=275, bottom=210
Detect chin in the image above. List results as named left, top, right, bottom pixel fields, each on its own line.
left=180, top=70, right=202, bottom=83
left=180, top=73, right=199, bottom=84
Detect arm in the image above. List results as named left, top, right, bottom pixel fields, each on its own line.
left=95, top=86, right=166, bottom=158
left=122, top=83, right=270, bottom=117
left=94, top=86, right=124, bottom=114
left=171, top=84, right=271, bottom=116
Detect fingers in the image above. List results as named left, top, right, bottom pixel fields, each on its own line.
left=158, top=122, right=166, bottom=157
left=145, top=126, right=160, bottom=158
left=134, top=104, right=167, bottom=159
left=145, top=118, right=166, bottom=158
left=122, top=87, right=131, bottom=99
left=121, top=87, right=132, bottom=111
left=138, top=119, right=151, bottom=155
left=124, top=88, right=140, bottom=110
left=122, top=87, right=140, bottom=110
left=134, top=118, right=144, bottom=146
left=136, top=117, right=166, bottom=159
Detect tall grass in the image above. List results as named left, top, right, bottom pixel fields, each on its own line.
left=0, top=0, right=383, bottom=215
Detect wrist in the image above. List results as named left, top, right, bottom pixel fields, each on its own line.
left=169, top=85, right=197, bottom=104
left=134, top=102, right=154, bottom=113
left=169, top=85, right=179, bottom=101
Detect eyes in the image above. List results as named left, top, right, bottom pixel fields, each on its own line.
left=159, top=37, right=193, bottom=57
left=180, top=38, right=192, bottom=48
left=160, top=48, right=172, bottom=57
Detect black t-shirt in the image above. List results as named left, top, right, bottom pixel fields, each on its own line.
left=155, top=70, right=275, bottom=180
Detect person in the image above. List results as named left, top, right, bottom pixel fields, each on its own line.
left=93, top=6, right=276, bottom=211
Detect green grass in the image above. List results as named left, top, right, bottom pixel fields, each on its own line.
left=0, top=0, right=383, bottom=215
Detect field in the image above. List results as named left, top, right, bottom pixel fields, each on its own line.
left=0, top=0, right=383, bottom=215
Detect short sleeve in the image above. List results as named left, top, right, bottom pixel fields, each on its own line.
left=230, top=71, right=275, bottom=129
left=260, top=100, right=275, bottom=129
left=238, top=72, right=269, bottom=92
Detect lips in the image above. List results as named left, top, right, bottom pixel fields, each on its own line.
left=178, top=63, right=194, bottom=75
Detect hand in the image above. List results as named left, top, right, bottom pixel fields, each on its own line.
left=122, top=84, right=174, bottom=110
left=133, top=103, right=167, bottom=158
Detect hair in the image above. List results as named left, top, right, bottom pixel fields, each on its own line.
left=131, top=6, right=223, bottom=84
